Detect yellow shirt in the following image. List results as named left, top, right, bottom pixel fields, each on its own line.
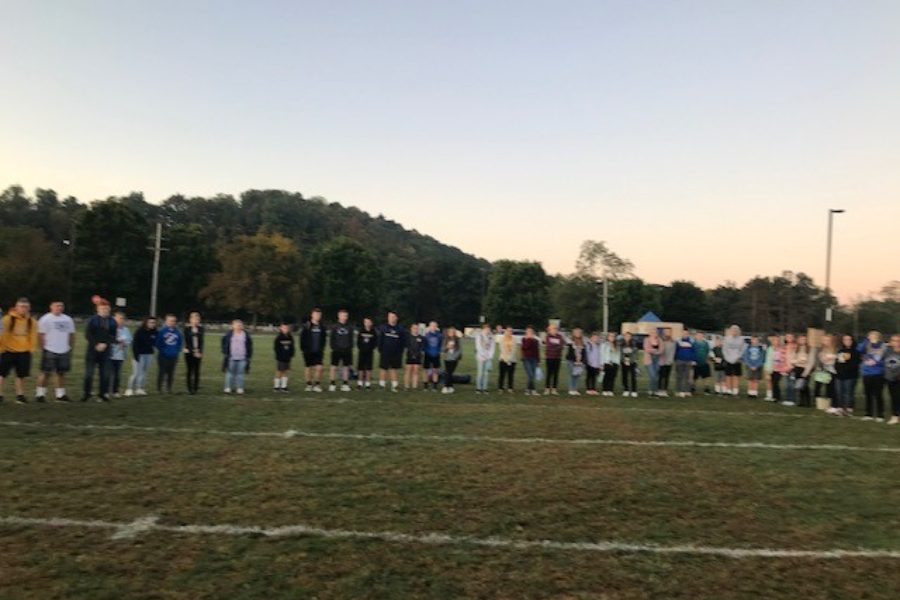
left=1, top=311, right=39, bottom=353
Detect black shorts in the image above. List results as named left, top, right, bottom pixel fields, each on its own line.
left=41, top=350, right=72, bottom=374
left=303, top=352, right=323, bottom=367
left=0, top=352, right=32, bottom=378
left=406, top=356, right=421, bottom=366
left=276, top=360, right=292, bottom=372
left=380, top=353, right=402, bottom=370
left=331, top=350, right=352, bottom=367
left=423, top=355, right=441, bottom=369
left=693, top=363, right=711, bottom=379
left=747, top=367, right=762, bottom=381
left=357, top=351, right=374, bottom=371
left=724, top=362, right=743, bottom=377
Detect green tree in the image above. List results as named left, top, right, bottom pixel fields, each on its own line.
left=608, top=278, right=662, bottom=329
left=483, top=260, right=550, bottom=327
left=550, top=274, right=601, bottom=330
left=201, top=231, right=307, bottom=323
left=0, top=227, right=66, bottom=309
left=312, top=236, right=381, bottom=317
left=156, top=224, right=219, bottom=317
left=661, top=280, right=712, bottom=329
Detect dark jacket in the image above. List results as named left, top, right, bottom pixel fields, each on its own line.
left=299, top=321, right=327, bottom=354
left=406, top=333, right=424, bottom=361
left=566, top=342, right=585, bottom=363
left=132, top=327, right=158, bottom=356
left=377, top=323, right=405, bottom=357
left=183, top=325, right=205, bottom=355
left=330, top=323, right=354, bottom=352
left=835, top=344, right=861, bottom=380
left=85, top=315, right=117, bottom=348
left=221, top=330, right=253, bottom=371
left=357, top=327, right=377, bottom=354
left=274, top=332, right=296, bottom=363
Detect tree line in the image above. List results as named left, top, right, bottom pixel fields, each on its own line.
left=1, top=185, right=896, bottom=334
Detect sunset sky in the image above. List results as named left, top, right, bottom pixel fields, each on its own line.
left=2, top=1, right=898, bottom=302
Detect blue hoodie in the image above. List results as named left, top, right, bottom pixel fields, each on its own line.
left=156, top=325, right=184, bottom=359
left=857, top=340, right=886, bottom=377
left=743, top=344, right=765, bottom=369
left=674, top=337, right=696, bottom=362
left=424, top=329, right=443, bottom=358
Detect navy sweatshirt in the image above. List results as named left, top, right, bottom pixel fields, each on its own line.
left=300, top=321, right=327, bottom=354
left=377, top=323, right=406, bottom=357
left=357, top=327, right=378, bottom=355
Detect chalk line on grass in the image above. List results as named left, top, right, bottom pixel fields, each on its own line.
left=2, top=419, right=898, bottom=453
left=1, top=514, right=899, bottom=559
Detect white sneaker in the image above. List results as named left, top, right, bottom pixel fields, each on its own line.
left=860, top=416, right=874, bottom=421
left=313, top=385, right=323, bottom=393
left=875, top=417, right=885, bottom=423
left=544, top=389, right=551, bottom=395
left=328, top=384, right=337, bottom=392
left=887, top=417, right=899, bottom=425
left=631, top=392, right=638, bottom=398
left=341, top=384, right=351, bottom=392
left=236, top=388, right=244, bottom=395
left=305, top=385, right=312, bottom=392
left=124, top=389, right=134, bottom=397
left=780, top=401, right=795, bottom=406
left=224, top=388, right=232, bottom=394
left=659, top=391, right=669, bottom=397
left=569, top=390, right=580, bottom=396
left=136, top=389, right=147, bottom=396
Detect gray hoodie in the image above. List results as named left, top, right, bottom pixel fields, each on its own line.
left=722, top=336, right=747, bottom=365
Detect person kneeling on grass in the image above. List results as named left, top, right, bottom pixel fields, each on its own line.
left=743, top=336, right=765, bottom=398
left=273, top=322, right=295, bottom=393
left=222, top=319, right=252, bottom=395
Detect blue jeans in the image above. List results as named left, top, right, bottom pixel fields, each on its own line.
left=476, top=359, right=492, bottom=391
left=128, top=354, right=153, bottom=391
left=226, top=359, right=246, bottom=390
left=522, top=358, right=538, bottom=391
left=568, top=361, right=582, bottom=391
left=647, top=357, right=660, bottom=393
left=835, top=378, right=857, bottom=409
left=785, top=373, right=797, bottom=403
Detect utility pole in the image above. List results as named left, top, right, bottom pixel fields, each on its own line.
left=824, top=209, right=845, bottom=323
left=602, top=270, right=609, bottom=333
left=148, top=222, right=168, bottom=316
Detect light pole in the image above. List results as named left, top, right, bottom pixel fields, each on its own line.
left=824, top=208, right=845, bottom=323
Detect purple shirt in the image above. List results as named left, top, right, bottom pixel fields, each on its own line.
left=230, top=331, right=247, bottom=361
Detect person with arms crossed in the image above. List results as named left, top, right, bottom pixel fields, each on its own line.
left=300, top=308, right=327, bottom=392
left=82, top=298, right=117, bottom=403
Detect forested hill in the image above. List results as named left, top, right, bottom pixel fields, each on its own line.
left=0, top=185, right=489, bottom=323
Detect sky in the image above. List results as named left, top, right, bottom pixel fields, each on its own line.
left=1, top=0, right=898, bottom=302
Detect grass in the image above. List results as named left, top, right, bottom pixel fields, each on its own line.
left=1, top=333, right=899, bottom=599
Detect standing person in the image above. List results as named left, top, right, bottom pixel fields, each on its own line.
left=109, top=311, right=132, bottom=398
left=222, top=319, right=252, bottom=394
left=125, top=317, right=157, bottom=396
left=356, top=317, right=377, bottom=390
left=620, top=332, right=638, bottom=398
left=692, top=331, right=711, bottom=395
left=763, top=335, right=778, bottom=401
left=35, top=301, right=76, bottom=403
left=377, top=311, right=405, bottom=392
left=884, top=335, right=900, bottom=425
left=0, top=298, right=39, bottom=404
left=765, top=336, right=787, bottom=403
left=834, top=334, right=861, bottom=416
left=566, top=328, right=586, bottom=396
left=423, top=321, right=443, bottom=391
left=273, top=323, right=295, bottom=392
left=155, top=314, right=183, bottom=394
left=474, top=323, right=496, bottom=394
left=82, top=299, right=116, bottom=403
left=674, top=330, right=696, bottom=398
left=329, top=309, right=354, bottom=392
left=743, top=336, right=765, bottom=398
left=497, top=326, right=518, bottom=393
left=722, top=325, right=747, bottom=397
left=815, top=334, right=839, bottom=413
left=710, top=337, right=726, bottom=395
left=643, top=330, right=664, bottom=397
left=584, top=332, right=601, bottom=396
left=782, top=333, right=798, bottom=406
left=300, top=309, right=327, bottom=392
left=441, top=326, right=462, bottom=394
left=600, top=332, right=620, bottom=396
left=404, top=323, right=424, bottom=390
left=657, top=329, right=676, bottom=397
left=520, top=326, right=540, bottom=396
left=858, top=331, right=886, bottom=421
left=544, top=323, right=564, bottom=395
left=183, top=311, right=204, bottom=395
left=790, top=335, right=813, bottom=408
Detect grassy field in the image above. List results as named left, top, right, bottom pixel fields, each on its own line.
left=1, top=333, right=899, bottom=599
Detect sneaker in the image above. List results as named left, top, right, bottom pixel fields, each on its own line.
left=764, top=397, right=777, bottom=402
left=113, top=392, right=121, bottom=398
left=97, top=395, right=110, bottom=403
left=313, top=385, right=323, bottom=393
left=860, top=416, right=874, bottom=421
left=305, top=385, right=313, bottom=392
left=341, top=384, right=351, bottom=392
left=56, top=395, right=71, bottom=403
left=136, top=389, right=147, bottom=396
left=568, top=390, right=580, bottom=396
left=236, top=389, right=245, bottom=395
left=544, top=389, right=551, bottom=395
left=15, top=395, right=28, bottom=404
left=328, top=384, right=337, bottom=392
left=887, top=417, right=899, bottom=425
left=780, top=401, right=796, bottom=406
left=658, top=391, right=669, bottom=398
left=875, top=417, right=885, bottom=423
left=631, top=392, right=638, bottom=398
left=124, top=389, right=134, bottom=397
left=35, top=395, right=46, bottom=403
left=224, top=388, right=232, bottom=394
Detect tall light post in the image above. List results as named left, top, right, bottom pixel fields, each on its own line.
left=824, top=208, right=845, bottom=323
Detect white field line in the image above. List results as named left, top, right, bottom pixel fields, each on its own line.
left=2, top=514, right=899, bottom=559
left=2, top=419, right=898, bottom=453
left=252, top=395, right=810, bottom=420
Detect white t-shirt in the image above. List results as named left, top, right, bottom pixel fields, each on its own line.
left=38, top=313, right=76, bottom=354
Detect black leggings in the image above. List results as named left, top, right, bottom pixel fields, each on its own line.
left=602, top=364, right=618, bottom=392
left=498, top=362, right=516, bottom=389
left=863, top=375, right=884, bottom=418
left=889, top=380, right=900, bottom=417
left=158, top=356, right=177, bottom=392
left=770, top=371, right=782, bottom=401
left=793, top=367, right=811, bottom=407
left=658, top=364, right=672, bottom=391
left=185, top=354, right=202, bottom=394
left=621, top=364, right=636, bottom=392
left=545, top=359, right=561, bottom=389
left=585, top=365, right=599, bottom=391
left=109, top=359, right=124, bottom=394
left=443, top=360, right=458, bottom=388
left=813, top=379, right=836, bottom=403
